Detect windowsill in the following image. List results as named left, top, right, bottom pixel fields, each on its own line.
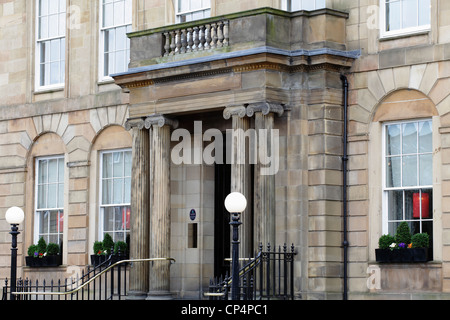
left=34, top=85, right=64, bottom=95
left=379, top=28, right=430, bottom=42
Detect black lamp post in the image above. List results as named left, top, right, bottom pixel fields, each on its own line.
left=224, top=192, right=247, bottom=300
left=5, top=206, right=24, bottom=301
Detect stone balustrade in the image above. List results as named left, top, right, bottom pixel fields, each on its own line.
left=162, top=20, right=229, bottom=56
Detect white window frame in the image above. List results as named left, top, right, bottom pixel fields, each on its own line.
left=380, top=0, right=431, bottom=39
left=381, top=119, right=433, bottom=237
left=35, top=0, right=66, bottom=91
left=99, top=0, right=132, bottom=82
left=175, top=0, right=211, bottom=23
left=281, top=0, right=326, bottom=11
left=34, top=155, right=65, bottom=245
left=98, top=149, right=132, bottom=242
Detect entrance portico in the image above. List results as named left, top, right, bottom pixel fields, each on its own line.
left=114, top=8, right=356, bottom=299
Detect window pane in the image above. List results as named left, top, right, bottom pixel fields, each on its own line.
left=48, top=183, right=57, bottom=208
left=403, top=0, right=418, bottom=29
left=58, top=158, right=64, bottom=182
left=49, top=0, right=58, bottom=14
left=178, top=0, right=189, bottom=12
left=58, top=183, right=64, bottom=208
left=113, top=178, right=123, bottom=203
left=103, top=207, right=114, bottom=232
left=419, top=154, right=432, bottom=185
left=48, top=158, right=58, bottom=183
left=386, top=156, right=401, bottom=187
left=114, top=207, right=123, bottom=230
left=191, top=0, right=202, bottom=10
left=102, top=179, right=112, bottom=204
left=38, top=184, right=47, bottom=209
left=114, top=0, right=125, bottom=25
left=103, top=3, right=113, bottom=27
left=50, top=210, right=58, bottom=233
left=303, top=0, right=316, bottom=11
left=49, top=14, right=58, bottom=38
left=40, top=211, right=49, bottom=234
left=386, top=0, right=401, bottom=31
left=116, top=26, right=127, bottom=50
left=386, top=124, right=401, bottom=155
left=402, top=155, right=417, bottom=186
left=113, top=151, right=123, bottom=177
left=50, top=62, right=60, bottom=84
left=404, top=189, right=419, bottom=221
left=315, top=0, right=325, bottom=8
left=39, top=16, right=48, bottom=39
left=38, top=159, right=48, bottom=184
left=402, top=122, right=418, bottom=154
left=387, top=190, right=403, bottom=221
left=124, top=177, right=131, bottom=203
left=418, top=0, right=430, bottom=25
left=124, top=151, right=132, bottom=176
left=40, top=0, right=49, bottom=16
left=103, top=153, right=112, bottom=178
left=419, top=120, right=432, bottom=153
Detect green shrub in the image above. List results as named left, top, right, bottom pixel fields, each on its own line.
left=411, top=233, right=429, bottom=248
left=395, top=222, right=411, bottom=245
left=46, top=243, right=60, bottom=255
left=93, top=241, right=104, bottom=255
left=378, top=234, right=395, bottom=249
left=37, top=237, right=47, bottom=254
left=114, top=241, right=128, bottom=255
left=102, top=233, right=114, bottom=254
left=27, top=244, right=38, bottom=257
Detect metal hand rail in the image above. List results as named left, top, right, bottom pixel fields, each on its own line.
left=11, top=257, right=175, bottom=297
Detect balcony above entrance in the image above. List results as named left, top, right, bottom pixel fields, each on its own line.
left=113, top=7, right=359, bottom=89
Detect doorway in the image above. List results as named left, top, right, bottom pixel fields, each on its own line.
left=214, top=161, right=231, bottom=278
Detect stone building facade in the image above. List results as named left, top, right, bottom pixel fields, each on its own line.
left=0, top=0, right=450, bottom=300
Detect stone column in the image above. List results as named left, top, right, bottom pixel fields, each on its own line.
left=125, top=118, right=150, bottom=300
left=247, top=103, right=284, bottom=249
left=145, top=114, right=178, bottom=299
left=223, top=105, right=252, bottom=258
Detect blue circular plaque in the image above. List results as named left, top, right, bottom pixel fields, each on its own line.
left=189, top=209, right=196, bottom=221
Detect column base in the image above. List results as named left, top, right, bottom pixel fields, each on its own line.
left=126, top=290, right=149, bottom=300
left=146, top=291, right=174, bottom=300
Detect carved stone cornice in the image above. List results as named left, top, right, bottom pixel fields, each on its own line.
left=246, top=102, right=284, bottom=117
left=124, top=118, right=146, bottom=130
left=144, top=114, right=179, bottom=129
left=223, top=105, right=248, bottom=120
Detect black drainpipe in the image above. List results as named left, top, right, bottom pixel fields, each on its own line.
left=340, top=74, right=349, bottom=300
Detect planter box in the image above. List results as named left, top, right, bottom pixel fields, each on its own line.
left=90, top=254, right=107, bottom=267
left=375, top=248, right=429, bottom=263
left=26, top=255, right=62, bottom=267
left=90, top=254, right=129, bottom=267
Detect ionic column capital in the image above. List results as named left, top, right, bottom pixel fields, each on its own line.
left=144, top=114, right=179, bottom=130
left=246, top=102, right=284, bottom=117
left=223, top=104, right=247, bottom=120
left=125, top=118, right=146, bottom=130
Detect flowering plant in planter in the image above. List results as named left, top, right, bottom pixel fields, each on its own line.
left=26, top=237, right=62, bottom=267
left=376, top=222, right=430, bottom=263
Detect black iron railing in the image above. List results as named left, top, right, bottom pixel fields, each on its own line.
left=207, top=243, right=296, bottom=300
left=2, top=252, right=130, bottom=301
left=2, top=252, right=175, bottom=301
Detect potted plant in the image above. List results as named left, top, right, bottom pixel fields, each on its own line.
left=25, top=237, right=62, bottom=267
left=411, top=232, right=429, bottom=262
left=375, top=222, right=430, bottom=263
left=90, top=240, right=107, bottom=266
left=112, top=241, right=129, bottom=263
